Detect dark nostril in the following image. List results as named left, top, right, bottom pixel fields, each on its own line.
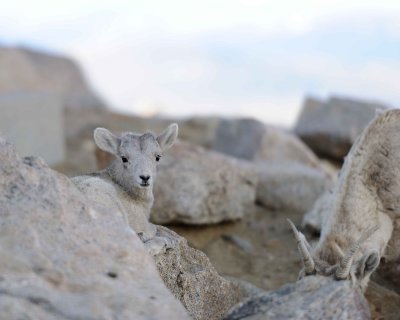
left=140, top=175, right=150, bottom=182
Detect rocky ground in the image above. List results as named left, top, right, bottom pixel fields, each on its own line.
left=170, top=205, right=301, bottom=291
left=51, top=106, right=400, bottom=319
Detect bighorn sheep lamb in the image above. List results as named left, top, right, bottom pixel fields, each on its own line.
left=289, top=109, right=400, bottom=291
left=72, top=123, right=178, bottom=255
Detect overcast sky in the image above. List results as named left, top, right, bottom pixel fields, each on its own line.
left=1, top=0, right=399, bottom=126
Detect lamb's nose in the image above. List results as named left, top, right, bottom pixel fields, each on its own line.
left=140, top=175, right=150, bottom=183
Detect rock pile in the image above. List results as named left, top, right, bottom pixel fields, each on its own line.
left=0, top=135, right=254, bottom=319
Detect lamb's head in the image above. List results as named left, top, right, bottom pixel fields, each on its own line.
left=287, top=219, right=381, bottom=291
left=94, top=123, right=178, bottom=194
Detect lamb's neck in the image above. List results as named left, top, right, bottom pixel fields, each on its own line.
left=104, top=161, right=154, bottom=206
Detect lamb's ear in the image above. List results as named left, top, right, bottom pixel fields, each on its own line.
left=157, top=123, right=178, bottom=152
left=94, top=128, right=120, bottom=155
left=357, top=251, right=380, bottom=279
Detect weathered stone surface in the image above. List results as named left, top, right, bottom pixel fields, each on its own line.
left=0, top=137, right=189, bottom=319
left=0, top=93, right=65, bottom=165
left=154, top=226, right=247, bottom=320
left=224, top=276, right=371, bottom=320
left=256, top=162, right=333, bottom=214
left=294, top=96, right=389, bottom=160
left=0, top=46, right=104, bottom=109
left=151, top=141, right=258, bottom=224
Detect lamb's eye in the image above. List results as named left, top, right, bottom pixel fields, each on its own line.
left=155, top=155, right=161, bottom=162
left=121, top=156, right=128, bottom=163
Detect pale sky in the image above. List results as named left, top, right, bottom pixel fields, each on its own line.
left=1, top=0, right=399, bottom=126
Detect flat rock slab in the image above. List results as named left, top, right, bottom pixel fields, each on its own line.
left=0, top=137, right=189, bottom=319
left=224, top=276, right=370, bottom=320
left=154, top=226, right=247, bottom=320
left=152, top=141, right=258, bottom=224
left=294, top=96, right=389, bottom=160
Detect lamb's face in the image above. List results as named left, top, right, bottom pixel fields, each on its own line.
left=287, top=219, right=381, bottom=291
left=116, top=132, right=161, bottom=190
left=93, top=123, right=178, bottom=194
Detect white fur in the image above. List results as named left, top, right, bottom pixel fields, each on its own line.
left=297, top=110, right=400, bottom=290
left=72, top=123, right=178, bottom=255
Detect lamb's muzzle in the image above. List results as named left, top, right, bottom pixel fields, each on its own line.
left=287, top=219, right=315, bottom=275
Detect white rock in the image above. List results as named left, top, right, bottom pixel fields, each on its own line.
left=152, top=142, right=258, bottom=224
left=0, top=137, right=189, bottom=319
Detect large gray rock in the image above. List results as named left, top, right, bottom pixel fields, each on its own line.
left=294, top=96, right=389, bottom=160
left=0, top=137, right=189, bottom=319
left=224, top=276, right=371, bottom=320
left=0, top=93, right=65, bottom=165
left=256, top=162, right=333, bottom=214
left=152, top=141, right=258, bottom=224
left=154, top=226, right=247, bottom=320
left=0, top=46, right=104, bottom=109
